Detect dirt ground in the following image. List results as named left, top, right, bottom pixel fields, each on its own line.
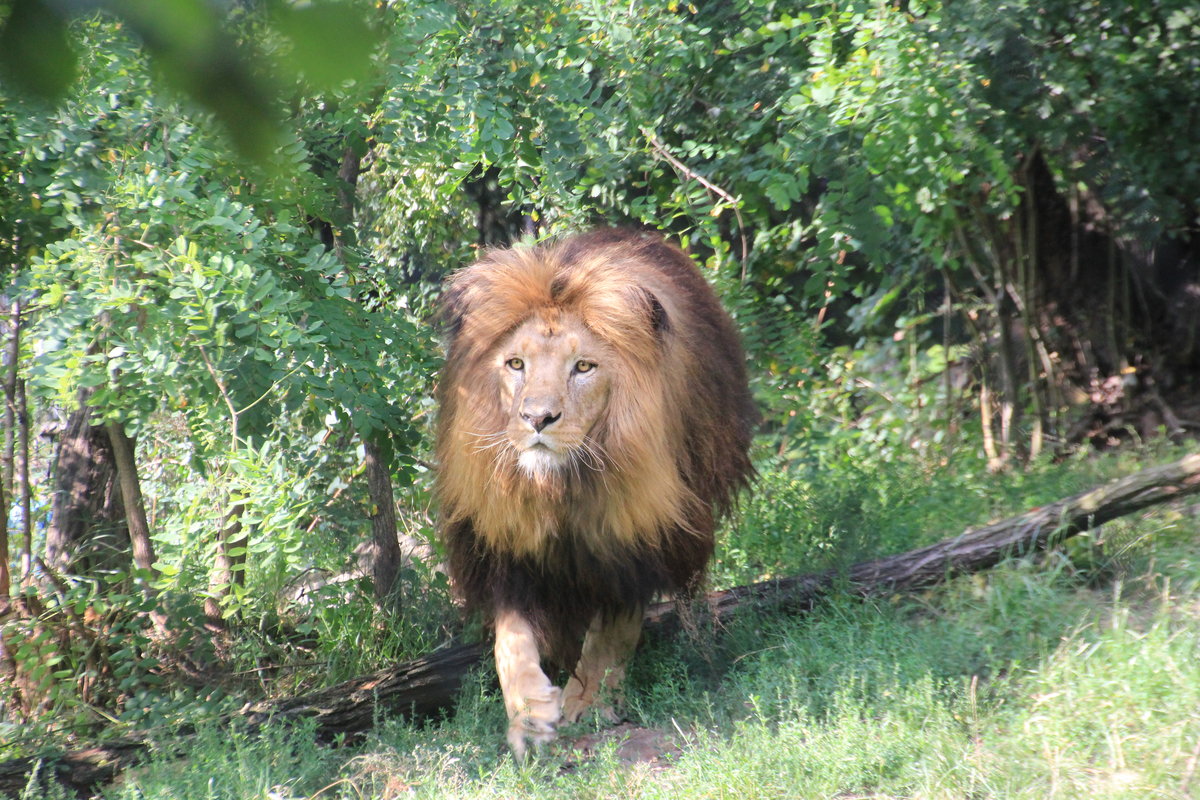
left=562, top=723, right=685, bottom=771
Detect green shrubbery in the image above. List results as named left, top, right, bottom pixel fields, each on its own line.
left=33, top=445, right=1191, bottom=800
left=2, top=0, right=1199, bottom=793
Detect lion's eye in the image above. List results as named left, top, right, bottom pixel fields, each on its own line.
left=574, top=360, right=596, bottom=374
left=506, top=357, right=524, bottom=371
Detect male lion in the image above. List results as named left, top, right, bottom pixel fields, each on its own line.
left=435, top=228, right=755, bottom=759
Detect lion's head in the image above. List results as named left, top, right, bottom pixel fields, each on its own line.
left=435, top=230, right=748, bottom=562
left=495, top=311, right=612, bottom=481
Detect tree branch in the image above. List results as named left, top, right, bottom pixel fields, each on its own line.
left=644, top=130, right=750, bottom=275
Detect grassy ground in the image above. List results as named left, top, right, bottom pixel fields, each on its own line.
left=27, top=446, right=1200, bottom=799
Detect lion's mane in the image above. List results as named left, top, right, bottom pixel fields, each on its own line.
left=435, top=229, right=755, bottom=667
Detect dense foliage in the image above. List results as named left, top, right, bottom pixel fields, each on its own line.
left=0, top=0, right=1197, bottom=761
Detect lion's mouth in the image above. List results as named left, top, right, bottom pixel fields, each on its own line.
left=517, top=444, right=564, bottom=477
left=520, top=430, right=559, bottom=451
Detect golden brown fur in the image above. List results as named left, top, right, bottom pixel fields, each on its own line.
left=434, top=228, right=755, bottom=756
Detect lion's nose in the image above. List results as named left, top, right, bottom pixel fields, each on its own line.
left=521, top=406, right=562, bottom=432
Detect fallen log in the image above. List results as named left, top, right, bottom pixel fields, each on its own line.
left=681, top=451, right=1200, bottom=623
left=5, top=452, right=1199, bottom=798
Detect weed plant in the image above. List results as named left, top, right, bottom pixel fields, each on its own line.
left=17, top=444, right=1200, bottom=799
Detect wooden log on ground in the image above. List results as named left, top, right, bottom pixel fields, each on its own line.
left=5, top=452, right=1199, bottom=798
left=676, top=451, right=1200, bottom=624
left=0, top=739, right=147, bottom=799
left=242, top=639, right=487, bottom=736
left=0, top=646, right=492, bottom=798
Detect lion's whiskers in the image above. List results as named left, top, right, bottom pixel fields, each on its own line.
left=467, top=430, right=518, bottom=483
left=467, top=430, right=508, bottom=448
left=489, top=443, right=516, bottom=482
left=574, top=437, right=607, bottom=473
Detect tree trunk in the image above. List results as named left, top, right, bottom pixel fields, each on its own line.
left=0, top=318, right=8, bottom=605
left=688, top=451, right=1200, bottom=621
left=106, top=422, right=157, bottom=579
left=364, top=438, right=401, bottom=610
left=0, top=739, right=149, bottom=798
left=0, top=475, right=6, bottom=606
left=5, top=452, right=1199, bottom=796
left=204, top=503, right=246, bottom=626
left=327, top=146, right=404, bottom=612
left=45, top=389, right=127, bottom=573
left=14, top=378, right=30, bottom=580
left=3, top=299, right=17, bottom=504
left=1, top=300, right=17, bottom=592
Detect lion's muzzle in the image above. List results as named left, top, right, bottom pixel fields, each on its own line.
left=520, top=400, right=561, bottom=433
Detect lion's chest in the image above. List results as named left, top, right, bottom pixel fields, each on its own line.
left=464, top=457, right=680, bottom=568
left=476, top=496, right=603, bottom=560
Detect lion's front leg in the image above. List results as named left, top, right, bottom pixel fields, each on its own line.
left=494, top=609, right=562, bottom=761
left=561, top=607, right=643, bottom=724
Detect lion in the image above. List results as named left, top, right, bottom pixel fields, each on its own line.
left=435, top=228, right=755, bottom=759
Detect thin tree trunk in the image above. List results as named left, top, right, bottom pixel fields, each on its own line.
left=106, top=422, right=157, bottom=579
left=1105, top=232, right=1121, bottom=370
left=993, top=285, right=1023, bottom=468
left=3, top=299, right=17, bottom=504
left=0, top=477, right=7, bottom=605
left=951, top=219, right=1015, bottom=472
left=980, top=380, right=1001, bottom=471
left=0, top=308, right=9, bottom=604
left=1014, top=181, right=1045, bottom=460
left=364, top=438, right=401, bottom=610
left=15, top=378, right=30, bottom=581
left=329, top=146, right=403, bottom=612
left=204, top=503, right=246, bottom=625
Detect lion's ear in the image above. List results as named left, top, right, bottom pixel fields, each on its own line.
left=437, top=277, right=471, bottom=343
left=626, top=287, right=668, bottom=337
left=648, top=292, right=668, bottom=335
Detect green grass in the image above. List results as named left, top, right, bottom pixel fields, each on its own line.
left=710, top=442, right=1166, bottom=587
left=21, top=446, right=1200, bottom=800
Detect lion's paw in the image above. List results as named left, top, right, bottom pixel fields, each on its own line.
left=561, top=676, right=623, bottom=725
left=560, top=690, right=587, bottom=725
left=562, top=697, right=622, bottom=725
left=507, top=686, right=562, bottom=762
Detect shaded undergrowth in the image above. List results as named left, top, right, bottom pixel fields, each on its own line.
left=19, top=445, right=1200, bottom=799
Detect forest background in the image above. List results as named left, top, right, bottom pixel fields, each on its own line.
left=0, top=0, right=1199, bottom=797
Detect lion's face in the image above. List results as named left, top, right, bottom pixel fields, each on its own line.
left=496, top=312, right=612, bottom=479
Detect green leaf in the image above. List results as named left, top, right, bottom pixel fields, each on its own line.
left=808, top=82, right=836, bottom=105
left=0, top=0, right=78, bottom=100
left=272, top=1, right=383, bottom=90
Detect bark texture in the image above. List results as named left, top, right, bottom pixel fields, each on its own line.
left=105, top=422, right=156, bottom=577
left=204, top=504, right=247, bottom=625
left=45, top=390, right=127, bottom=573
left=364, top=438, right=402, bottom=609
